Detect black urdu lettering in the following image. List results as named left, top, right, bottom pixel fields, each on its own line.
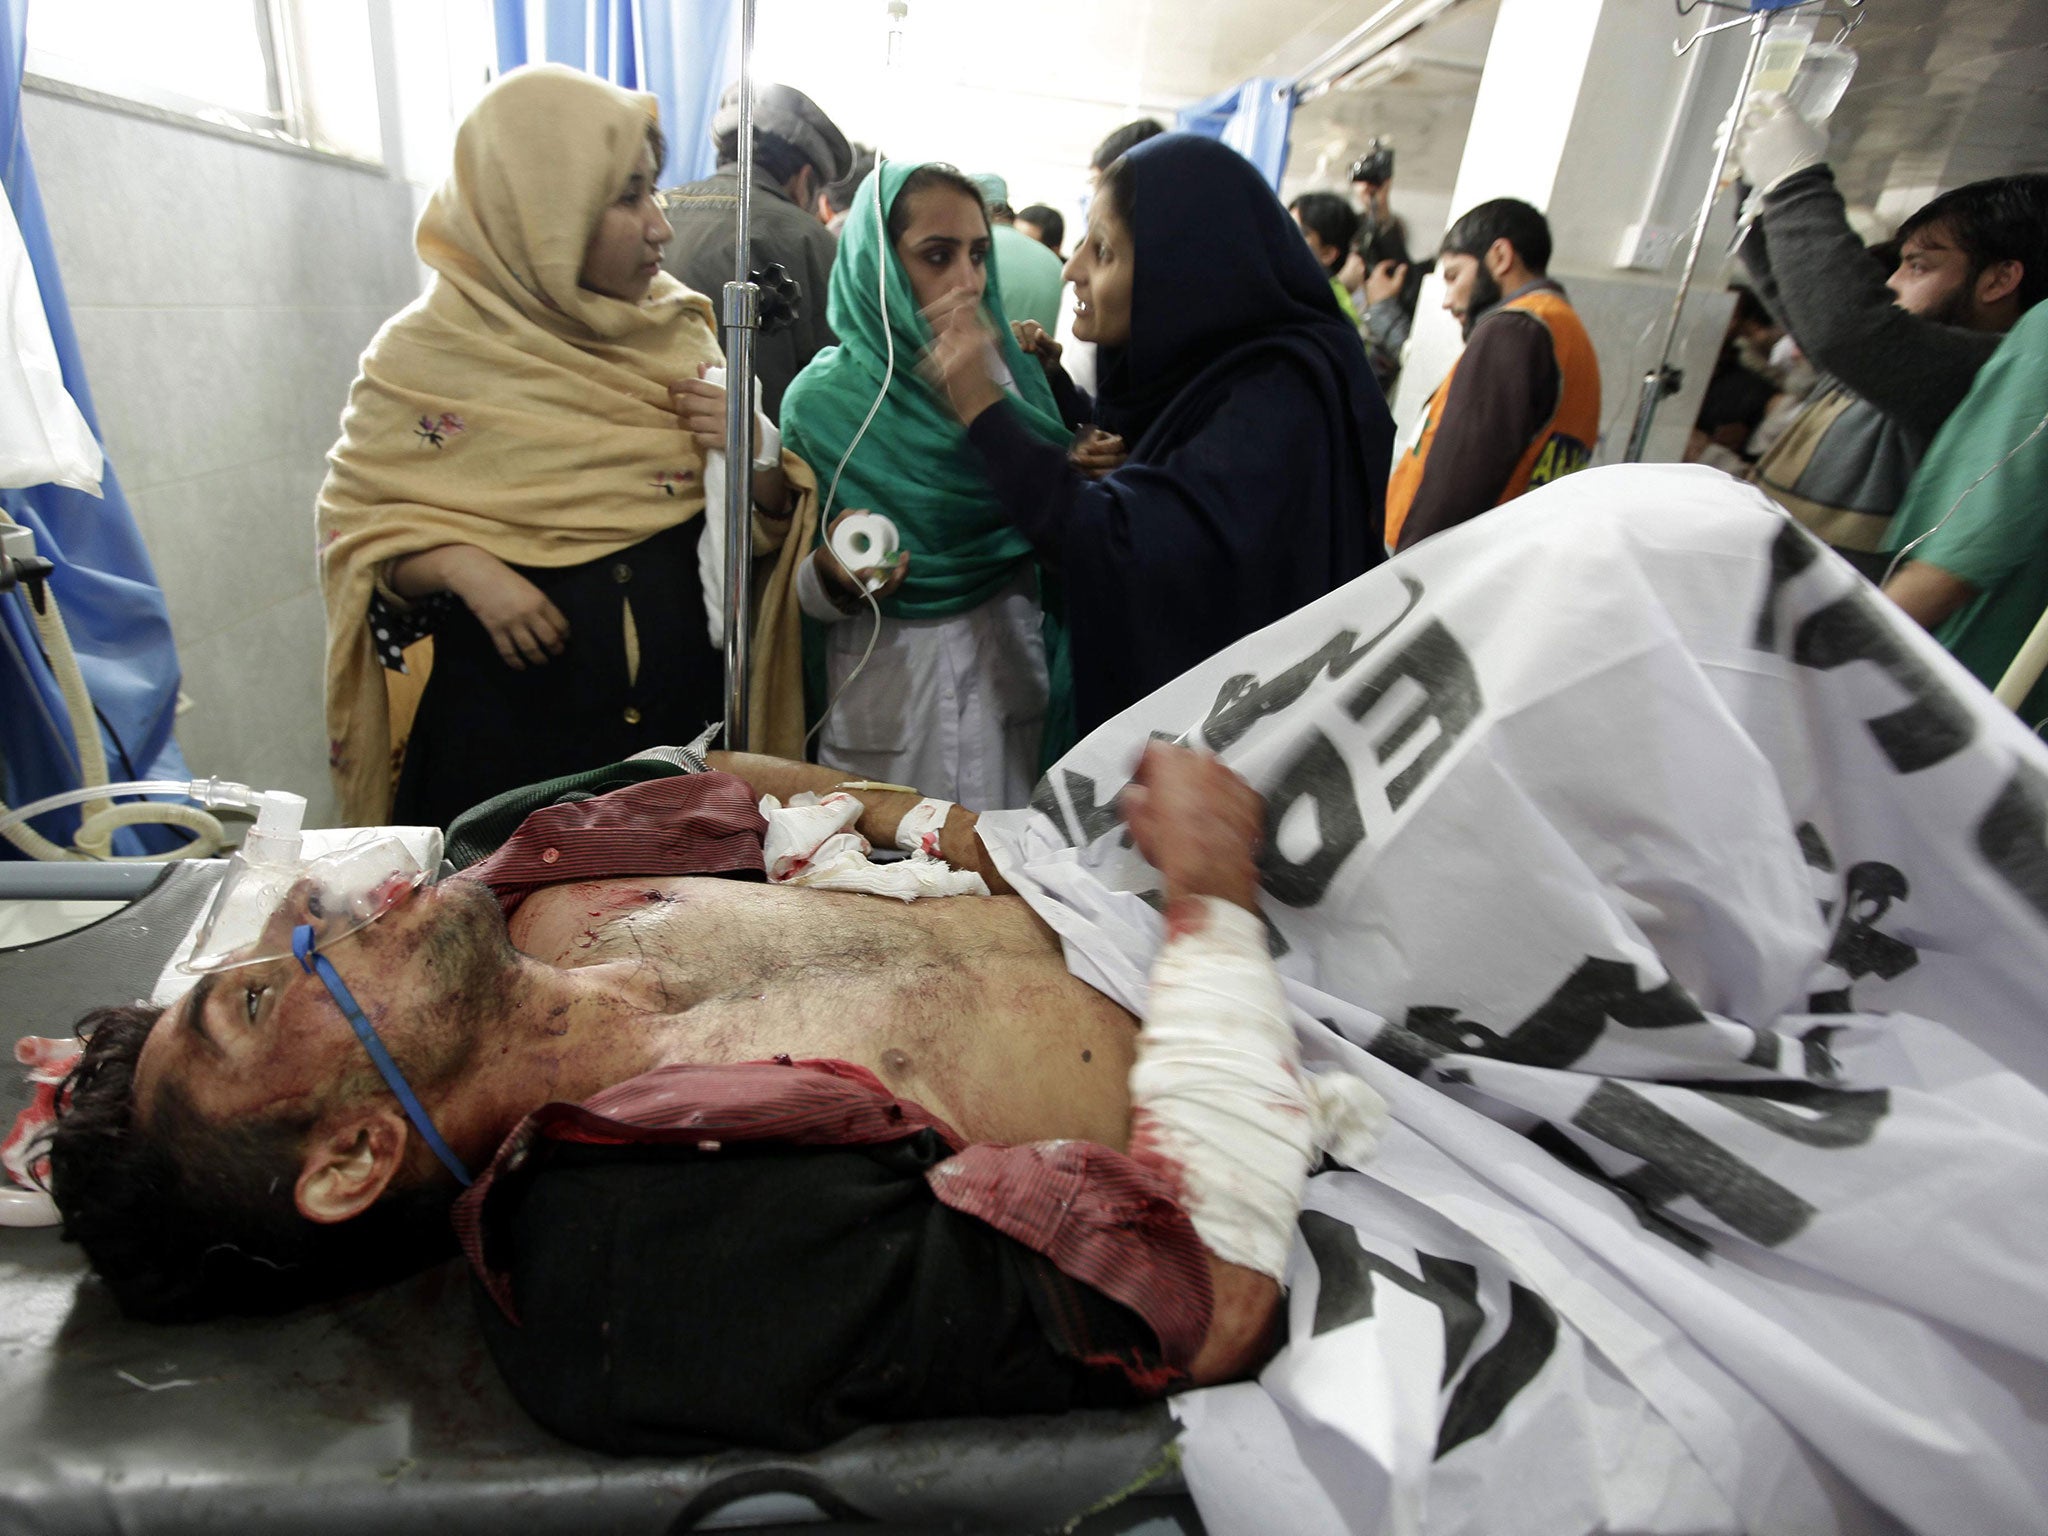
left=1406, top=957, right=1706, bottom=1072
left=1977, top=758, right=2048, bottom=927
left=1297, top=1215, right=1561, bottom=1460
left=1028, top=775, right=1072, bottom=843
left=1792, top=588, right=1976, bottom=773
left=1341, top=618, right=1484, bottom=811
left=1753, top=517, right=1821, bottom=652
left=1694, top=1081, right=1889, bottom=1149
left=1799, top=1023, right=1846, bottom=1082
left=1572, top=1079, right=1817, bottom=1247
left=1528, top=1123, right=1710, bottom=1258
left=1795, top=821, right=1835, bottom=873
left=1434, top=1283, right=1560, bottom=1460
left=1257, top=731, right=1366, bottom=908
left=1826, top=861, right=1918, bottom=982
left=1200, top=577, right=1423, bottom=753
left=1299, top=1214, right=1482, bottom=1379
left=1059, top=769, right=1125, bottom=845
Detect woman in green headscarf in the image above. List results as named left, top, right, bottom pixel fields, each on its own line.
left=780, top=162, right=1074, bottom=808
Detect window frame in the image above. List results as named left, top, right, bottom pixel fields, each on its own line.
left=22, top=0, right=383, bottom=170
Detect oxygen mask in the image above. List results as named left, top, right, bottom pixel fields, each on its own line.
left=182, top=791, right=444, bottom=974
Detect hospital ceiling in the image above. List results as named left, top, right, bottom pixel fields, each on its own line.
left=1209, top=0, right=2046, bottom=215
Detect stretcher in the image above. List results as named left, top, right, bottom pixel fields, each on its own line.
left=0, top=861, right=1203, bottom=1535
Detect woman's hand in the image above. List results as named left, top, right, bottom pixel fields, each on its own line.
left=1336, top=250, right=1367, bottom=293
left=920, top=291, right=1006, bottom=425
left=1364, top=259, right=1409, bottom=308
left=1011, top=319, right=1063, bottom=375
left=669, top=367, right=734, bottom=453
left=1069, top=427, right=1127, bottom=481
left=670, top=365, right=790, bottom=512
left=816, top=508, right=911, bottom=605
left=403, top=545, right=569, bottom=670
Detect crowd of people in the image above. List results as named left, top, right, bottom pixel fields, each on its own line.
left=308, top=65, right=2048, bottom=833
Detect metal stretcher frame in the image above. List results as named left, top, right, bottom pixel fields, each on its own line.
left=0, top=862, right=1204, bottom=1534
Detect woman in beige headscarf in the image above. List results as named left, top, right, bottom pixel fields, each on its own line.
left=319, top=64, right=815, bottom=828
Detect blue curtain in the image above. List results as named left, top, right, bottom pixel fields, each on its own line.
left=1, top=0, right=189, bottom=857
left=494, top=0, right=738, bottom=186
left=1175, top=77, right=1295, bottom=192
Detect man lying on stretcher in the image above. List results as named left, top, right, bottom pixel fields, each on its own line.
left=48, top=741, right=1351, bottom=1448
left=39, top=468, right=2048, bottom=1525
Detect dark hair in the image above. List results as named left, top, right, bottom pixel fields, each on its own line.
left=1897, top=174, right=2048, bottom=312
left=714, top=127, right=821, bottom=187
left=1442, top=197, right=1553, bottom=275
left=47, top=1003, right=457, bottom=1322
left=1017, top=204, right=1065, bottom=250
left=1730, top=285, right=1775, bottom=331
left=1097, top=154, right=1138, bottom=239
left=823, top=145, right=877, bottom=214
left=885, top=163, right=988, bottom=247
left=1358, top=222, right=1411, bottom=269
left=1091, top=118, right=1167, bottom=173
left=1289, top=192, right=1361, bottom=273
left=988, top=200, right=1016, bottom=224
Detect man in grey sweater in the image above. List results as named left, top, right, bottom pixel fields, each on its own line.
left=662, top=84, right=851, bottom=424
left=1731, top=93, right=2048, bottom=579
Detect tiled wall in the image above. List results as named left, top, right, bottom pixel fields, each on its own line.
left=21, top=89, right=425, bottom=828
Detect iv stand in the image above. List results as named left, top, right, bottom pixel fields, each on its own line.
left=721, top=0, right=761, bottom=748
left=1622, top=5, right=1773, bottom=463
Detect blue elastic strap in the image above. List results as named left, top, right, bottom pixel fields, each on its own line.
left=292, top=924, right=473, bottom=1187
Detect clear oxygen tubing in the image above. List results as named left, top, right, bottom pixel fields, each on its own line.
left=804, top=154, right=896, bottom=752
left=0, top=778, right=251, bottom=863
left=0, top=509, right=228, bottom=861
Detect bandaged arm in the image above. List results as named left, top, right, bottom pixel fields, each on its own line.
left=707, top=750, right=1012, bottom=894
left=1124, top=898, right=1296, bottom=1381
left=1113, top=743, right=1384, bottom=1383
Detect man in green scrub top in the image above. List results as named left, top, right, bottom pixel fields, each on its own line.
left=1882, top=300, right=2048, bottom=725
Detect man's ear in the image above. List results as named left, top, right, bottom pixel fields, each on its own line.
left=787, top=165, right=818, bottom=217
left=1486, top=237, right=1516, bottom=280
left=1976, top=257, right=2024, bottom=309
left=295, top=1108, right=409, bottom=1224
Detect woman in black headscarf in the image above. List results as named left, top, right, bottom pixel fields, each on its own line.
left=922, top=131, right=1393, bottom=733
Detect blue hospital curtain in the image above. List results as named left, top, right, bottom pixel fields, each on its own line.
left=1176, top=77, right=1295, bottom=192
left=1, top=0, right=189, bottom=857
left=493, top=0, right=738, bottom=186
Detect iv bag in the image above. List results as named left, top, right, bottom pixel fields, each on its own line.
left=1788, top=38, right=1859, bottom=126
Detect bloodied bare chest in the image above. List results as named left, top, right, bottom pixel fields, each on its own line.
left=509, top=877, right=1141, bottom=1146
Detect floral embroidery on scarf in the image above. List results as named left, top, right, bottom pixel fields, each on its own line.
left=415, top=412, right=467, bottom=448
left=651, top=468, right=698, bottom=497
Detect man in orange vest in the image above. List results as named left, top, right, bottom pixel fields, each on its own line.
left=1385, top=199, right=1601, bottom=551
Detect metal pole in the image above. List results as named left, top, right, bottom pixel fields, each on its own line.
left=721, top=0, right=761, bottom=749
left=1624, top=8, right=1773, bottom=463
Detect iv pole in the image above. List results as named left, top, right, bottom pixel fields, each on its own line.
left=1622, top=3, right=1776, bottom=463
left=721, top=0, right=761, bottom=748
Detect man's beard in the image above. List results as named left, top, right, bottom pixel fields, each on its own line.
left=1460, top=266, right=1504, bottom=340
left=338, top=879, right=515, bottom=1105
left=1918, top=276, right=1975, bottom=329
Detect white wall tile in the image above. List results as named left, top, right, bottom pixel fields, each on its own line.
left=23, top=88, right=419, bottom=820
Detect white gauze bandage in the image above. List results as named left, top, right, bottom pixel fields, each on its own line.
left=1130, top=898, right=1385, bottom=1280
left=758, top=793, right=988, bottom=902
left=894, top=797, right=954, bottom=856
